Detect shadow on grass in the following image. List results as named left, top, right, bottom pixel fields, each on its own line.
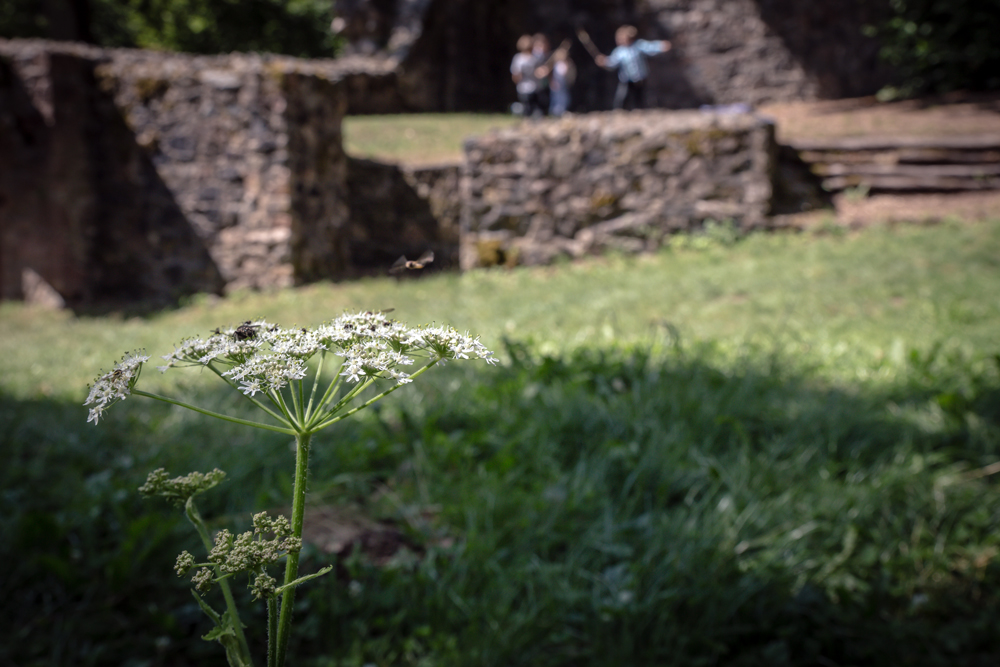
left=3, top=339, right=1000, bottom=666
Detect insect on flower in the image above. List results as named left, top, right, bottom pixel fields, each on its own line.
left=390, top=250, right=434, bottom=273
left=233, top=321, right=260, bottom=341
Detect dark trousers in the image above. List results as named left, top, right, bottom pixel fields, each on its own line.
left=613, top=79, right=647, bottom=111
left=518, top=90, right=547, bottom=118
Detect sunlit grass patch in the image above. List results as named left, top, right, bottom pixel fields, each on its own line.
left=342, top=113, right=516, bottom=164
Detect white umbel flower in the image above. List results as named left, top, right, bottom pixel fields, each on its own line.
left=84, top=350, right=150, bottom=424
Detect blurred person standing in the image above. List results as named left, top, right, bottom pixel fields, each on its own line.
left=594, top=25, right=671, bottom=110
left=547, top=47, right=576, bottom=116
left=531, top=33, right=552, bottom=115
left=511, top=34, right=544, bottom=117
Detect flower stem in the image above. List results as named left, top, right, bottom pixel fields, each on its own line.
left=267, top=597, right=278, bottom=667
left=132, top=390, right=296, bottom=435
left=274, top=431, right=311, bottom=666
left=312, top=360, right=440, bottom=431
left=185, top=497, right=254, bottom=666
left=205, top=363, right=289, bottom=425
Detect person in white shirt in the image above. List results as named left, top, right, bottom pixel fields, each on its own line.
left=511, top=34, right=545, bottom=117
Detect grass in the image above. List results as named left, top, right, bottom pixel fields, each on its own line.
left=342, top=114, right=516, bottom=165
left=3, top=219, right=1000, bottom=666
left=3, top=219, right=998, bottom=399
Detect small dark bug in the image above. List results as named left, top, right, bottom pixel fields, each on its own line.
left=233, top=321, right=260, bottom=341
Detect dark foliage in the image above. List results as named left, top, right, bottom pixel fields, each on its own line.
left=869, top=0, right=1000, bottom=96
left=0, top=0, right=339, bottom=58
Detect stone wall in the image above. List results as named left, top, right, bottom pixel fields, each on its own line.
left=0, top=40, right=365, bottom=306
left=461, top=111, right=775, bottom=268
left=0, top=42, right=225, bottom=307
left=0, top=39, right=458, bottom=306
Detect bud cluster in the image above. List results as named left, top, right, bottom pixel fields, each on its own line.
left=139, top=468, right=227, bottom=507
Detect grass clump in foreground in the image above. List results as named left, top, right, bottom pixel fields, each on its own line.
left=2, top=220, right=1000, bottom=666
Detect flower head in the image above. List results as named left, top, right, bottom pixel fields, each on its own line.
left=87, top=313, right=495, bottom=425
left=84, top=350, right=150, bottom=424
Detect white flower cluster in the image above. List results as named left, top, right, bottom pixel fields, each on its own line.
left=83, top=350, right=150, bottom=424
left=85, top=313, right=496, bottom=424
left=160, top=313, right=495, bottom=393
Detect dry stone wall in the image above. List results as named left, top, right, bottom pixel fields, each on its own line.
left=461, top=111, right=775, bottom=268
left=93, top=48, right=355, bottom=292
left=0, top=39, right=371, bottom=305
left=2, top=39, right=808, bottom=306
left=0, top=42, right=225, bottom=306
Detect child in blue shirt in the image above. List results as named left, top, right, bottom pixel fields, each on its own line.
left=594, top=25, right=671, bottom=110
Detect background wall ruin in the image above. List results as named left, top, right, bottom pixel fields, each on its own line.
left=461, top=111, right=775, bottom=268
left=0, top=40, right=360, bottom=307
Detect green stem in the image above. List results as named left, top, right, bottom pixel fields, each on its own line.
left=274, top=431, right=312, bottom=666
left=307, top=376, right=373, bottom=431
left=312, top=361, right=440, bottom=431
left=304, top=352, right=326, bottom=421
left=288, top=379, right=303, bottom=425
left=133, top=390, right=295, bottom=435
left=205, top=363, right=289, bottom=425
left=269, top=390, right=301, bottom=431
left=309, top=366, right=347, bottom=426
left=185, top=497, right=254, bottom=667
left=267, top=597, right=278, bottom=667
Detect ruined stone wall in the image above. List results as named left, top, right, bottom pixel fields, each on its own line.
left=461, top=111, right=775, bottom=268
left=0, top=41, right=224, bottom=307
left=0, top=39, right=367, bottom=306
left=94, top=48, right=356, bottom=292
left=640, top=0, right=892, bottom=108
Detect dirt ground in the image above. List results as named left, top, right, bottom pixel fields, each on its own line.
left=758, top=93, right=1000, bottom=228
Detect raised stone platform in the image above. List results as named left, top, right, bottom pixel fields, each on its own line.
left=461, top=111, right=775, bottom=268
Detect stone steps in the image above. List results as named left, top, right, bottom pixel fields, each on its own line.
left=787, top=135, right=1000, bottom=193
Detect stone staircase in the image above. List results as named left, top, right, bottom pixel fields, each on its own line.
left=787, top=135, right=1000, bottom=193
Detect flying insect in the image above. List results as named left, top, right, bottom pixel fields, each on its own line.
left=390, top=250, right=434, bottom=273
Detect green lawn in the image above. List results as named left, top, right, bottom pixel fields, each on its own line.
left=342, top=113, right=516, bottom=164
left=3, top=219, right=1000, bottom=666
left=3, top=219, right=998, bottom=400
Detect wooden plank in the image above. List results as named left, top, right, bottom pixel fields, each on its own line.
left=813, top=162, right=1000, bottom=177
left=787, top=134, right=1000, bottom=152
left=896, top=148, right=1000, bottom=164
left=822, top=174, right=1000, bottom=192
left=799, top=148, right=1000, bottom=164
